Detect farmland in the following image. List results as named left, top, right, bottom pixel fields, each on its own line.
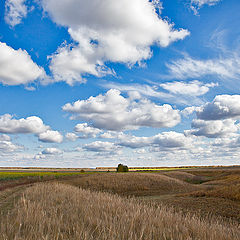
left=0, top=166, right=239, bottom=239
left=0, top=171, right=89, bottom=181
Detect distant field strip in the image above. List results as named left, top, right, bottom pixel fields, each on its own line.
left=129, top=167, right=193, bottom=171
left=0, top=172, right=88, bottom=180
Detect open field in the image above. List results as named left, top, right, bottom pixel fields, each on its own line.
left=0, top=166, right=239, bottom=239
left=0, top=171, right=89, bottom=181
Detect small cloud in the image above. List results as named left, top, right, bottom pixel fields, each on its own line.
left=38, top=130, right=63, bottom=143
left=65, top=132, right=78, bottom=141
left=74, top=123, right=102, bottom=138
left=160, top=80, right=218, bottom=97
left=190, top=0, right=221, bottom=15
left=24, top=86, right=36, bottom=91
left=42, top=147, right=63, bottom=155
left=4, top=0, right=28, bottom=27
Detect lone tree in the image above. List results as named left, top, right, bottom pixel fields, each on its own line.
left=116, top=164, right=129, bottom=172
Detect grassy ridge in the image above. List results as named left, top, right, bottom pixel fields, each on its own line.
left=61, top=172, right=200, bottom=196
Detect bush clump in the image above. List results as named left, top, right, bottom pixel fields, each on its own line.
left=117, top=164, right=129, bottom=172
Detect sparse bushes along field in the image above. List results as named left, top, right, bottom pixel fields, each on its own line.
left=1, top=183, right=239, bottom=240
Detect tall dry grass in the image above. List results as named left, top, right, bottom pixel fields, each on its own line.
left=0, top=183, right=239, bottom=240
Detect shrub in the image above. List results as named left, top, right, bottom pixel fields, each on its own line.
left=117, top=164, right=129, bottom=172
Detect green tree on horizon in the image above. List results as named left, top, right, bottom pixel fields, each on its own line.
left=116, top=164, right=129, bottom=172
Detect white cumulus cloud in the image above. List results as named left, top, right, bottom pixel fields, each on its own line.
left=0, top=42, right=45, bottom=86
left=42, top=147, right=63, bottom=155
left=183, top=95, right=240, bottom=139
left=74, top=123, right=102, bottom=138
left=0, top=114, right=63, bottom=143
left=187, top=119, right=239, bottom=138
left=0, top=114, right=49, bottom=134
left=41, top=0, right=189, bottom=84
left=196, top=95, right=240, bottom=120
left=65, top=132, right=78, bottom=141
left=62, top=89, right=181, bottom=131
left=38, top=130, right=63, bottom=143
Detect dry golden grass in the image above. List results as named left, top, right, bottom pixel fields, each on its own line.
left=162, top=171, right=208, bottom=184
left=179, top=169, right=240, bottom=201
left=1, top=183, right=239, bottom=240
left=204, top=174, right=240, bottom=186
left=151, top=194, right=240, bottom=223
left=189, top=184, right=240, bottom=201
left=186, top=169, right=240, bottom=180
left=62, top=172, right=200, bottom=196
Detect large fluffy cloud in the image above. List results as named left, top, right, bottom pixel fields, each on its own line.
left=0, top=42, right=45, bottom=86
left=62, top=89, right=181, bottom=131
left=187, top=119, right=239, bottom=138
left=0, top=114, right=49, bottom=134
left=184, top=95, right=240, bottom=139
left=0, top=114, right=63, bottom=143
left=41, top=0, right=189, bottom=84
left=4, top=0, right=28, bottom=27
left=196, top=95, right=240, bottom=120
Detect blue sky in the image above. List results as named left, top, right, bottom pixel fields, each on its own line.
left=0, top=0, right=240, bottom=168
